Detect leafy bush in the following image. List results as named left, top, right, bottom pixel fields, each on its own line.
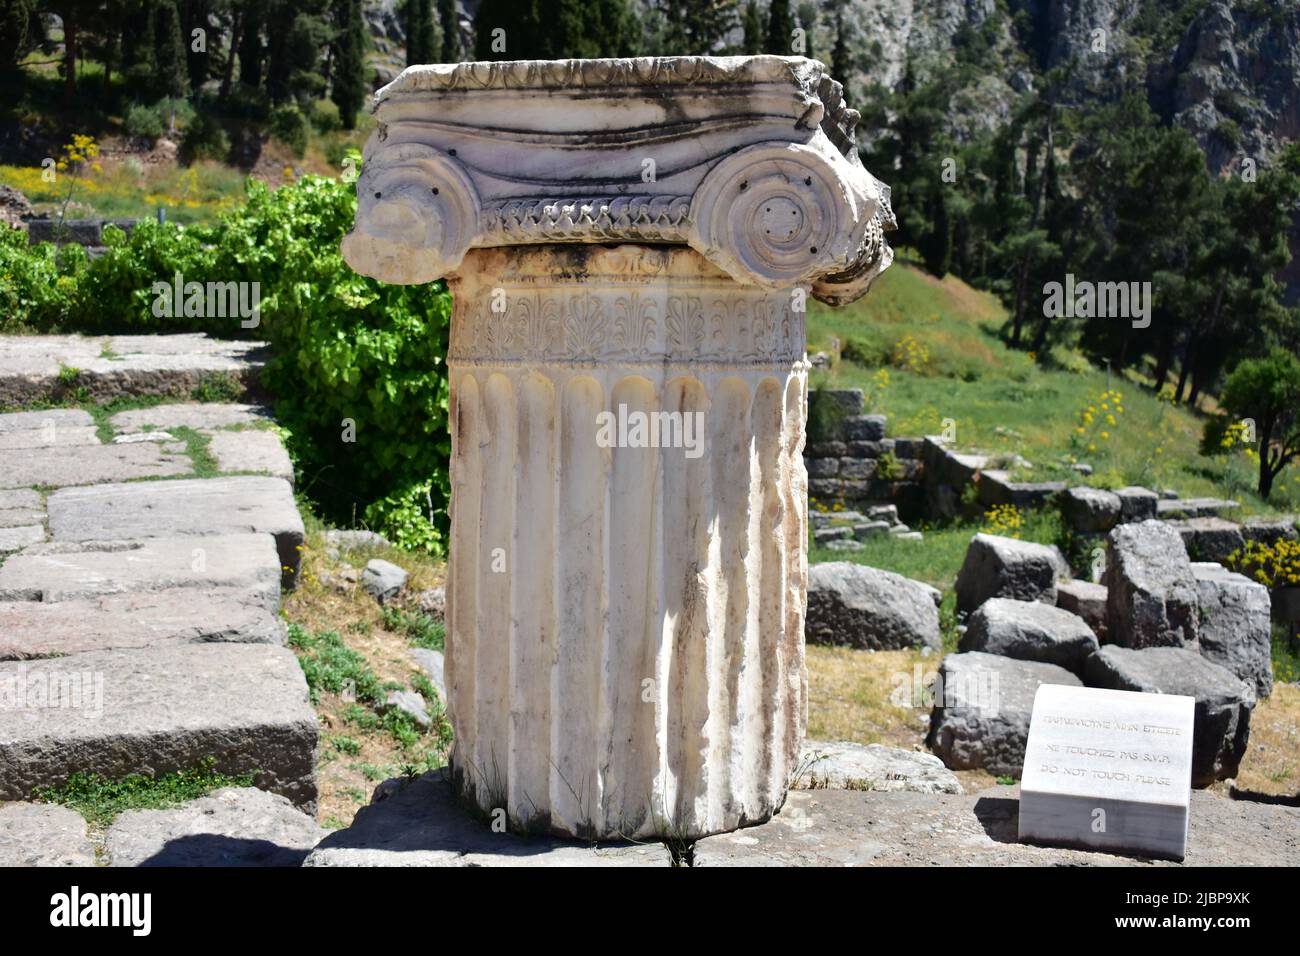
left=270, top=105, right=310, bottom=158
left=181, top=113, right=230, bottom=163
left=3, top=174, right=451, bottom=553
left=311, top=99, right=342, bottom=134
left=125, top=103, right=166, bottom=143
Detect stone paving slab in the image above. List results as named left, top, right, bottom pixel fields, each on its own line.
left=0, top=524, right=43, bottom=554
left=0, top=409, right=94, bottom=432
left=0, top=334, right=267, bottom=405
left=0, top=509, right=44, bottom=529
left=303, top=769, right=672, bottom=867
left=0, top=443, right=192, bottom=489
left=690, top=786, right=1300, bottom=867
left=207, top=429, right=294, bottom=482
left=47, top=477, right=304, bottom=580
left=0, top=533, right=281, bottom=606
left=0, top=587, right=286, bottom=659
left=105, top=787, right=326, bottom=867
left=110, top=402, right=272, bottom=434
left=0, top=426, right=100, bottom=450
left=0, top=644, right=319, bottom=812
left=0, top=802, right=96, bottom=866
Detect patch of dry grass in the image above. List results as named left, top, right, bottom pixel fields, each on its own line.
left=283, top=526, right=449, bottom=828
left=807, top=644, right=1300, bottom=800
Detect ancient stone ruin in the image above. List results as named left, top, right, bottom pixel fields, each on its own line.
left=341, top=55, right=894, bottom=839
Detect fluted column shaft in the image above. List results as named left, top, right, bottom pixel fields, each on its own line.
left=444, top=244, right=808, bottom=840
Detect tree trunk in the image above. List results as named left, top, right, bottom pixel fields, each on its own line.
left=61, top=4, right=77, bottom=104
left=220, top=12, right=242, bottom=101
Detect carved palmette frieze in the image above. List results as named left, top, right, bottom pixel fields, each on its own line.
left=449, top=247, right=806, bottom=368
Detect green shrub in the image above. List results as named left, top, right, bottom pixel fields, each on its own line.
left=270, top=105, right=310, bottom=158
left=181, top=113, right=230, bottom=163
left=2, top=174, right=451, bottom=553
left=126, top=103, right=166, bottom=143
left=311, top=99, right=342, bottom=134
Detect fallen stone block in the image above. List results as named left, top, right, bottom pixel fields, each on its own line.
left=1083, top=645, right=1254, bottom=787
left=807, top=562, right=941, bottom=651
left=0, top=534, right=281, bottom=606
left=410, top=648, right=445, bottom=701
left=1114, top=486, right=1159, bottom=523
left=1192, top=563, right=1273, bottom=698
left=1156, top=497, right=1239, bottom=519
left=47, top=476, right=304, bottom=583
left=1105, top=520, right=1199, bottom=648
left=0, top=644, right=318, bottom=811
left=927, top=651, right=1082, bottom=777
left=955, top=533, right=1067, bottom=614
left=1169, top=517, right=1246, bottom=564
left=1061, top=486, right=1121, bottom=534
left=105, top=787, right=327, bottom=867
left=0, top=587, right=285, bottom=659
left=1055, top=578, right=1108, bottom=642
left=796, top=740, right=961, bottom=794
left=959, top=597, right=1099, bottom=676
left=1240, top=515, right=1298, bottom=548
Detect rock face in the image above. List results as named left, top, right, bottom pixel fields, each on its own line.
left=1192, top=563, right=1273, bottom=699
left=0, top=803, right=96, bottom=866
left=1105, top=520, right=1199, bottom=648
left=927, top=651, right=1082, bottom=777
left=797, top=740, right=961, bottom=794
left=1083, top=646, right=1254, bottom=787
left=1055, top=578, right=1108, bottom=642
left=1061, top=486, right=1121, bottom=534
left=0, top=644, right=319, bottom=811
left=955, top=533, right=1066, bottom=614
left=807, top=562, right=941, bottom=651
left=959, top=598, right=1099, bottom=676
left=104, top=787, right=327, bottom=867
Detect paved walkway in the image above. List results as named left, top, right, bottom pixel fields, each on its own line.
left=0, top=335, right=319, bottom=862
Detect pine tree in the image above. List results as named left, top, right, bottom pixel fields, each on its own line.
left=406, top=0, right=436, bottom=64
left=740, top=1, right=761, bottom=55
left=437, top=0, right=459, bottom=61
left=0, top=0, right=33, bottom=74
left=331, top=0, right=365, bottom=128
left=152, top=0, right=189, bottom=127
left=765, top=0, right=793, bottom=55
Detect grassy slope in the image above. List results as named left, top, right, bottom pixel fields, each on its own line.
left=806, top=254, right=1300, bottom=516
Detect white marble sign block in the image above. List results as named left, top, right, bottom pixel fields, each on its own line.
left=1018, top=683, right=1194, bottom=860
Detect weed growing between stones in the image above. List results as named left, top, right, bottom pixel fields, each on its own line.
left=33, top=757, right=257, bottom=828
